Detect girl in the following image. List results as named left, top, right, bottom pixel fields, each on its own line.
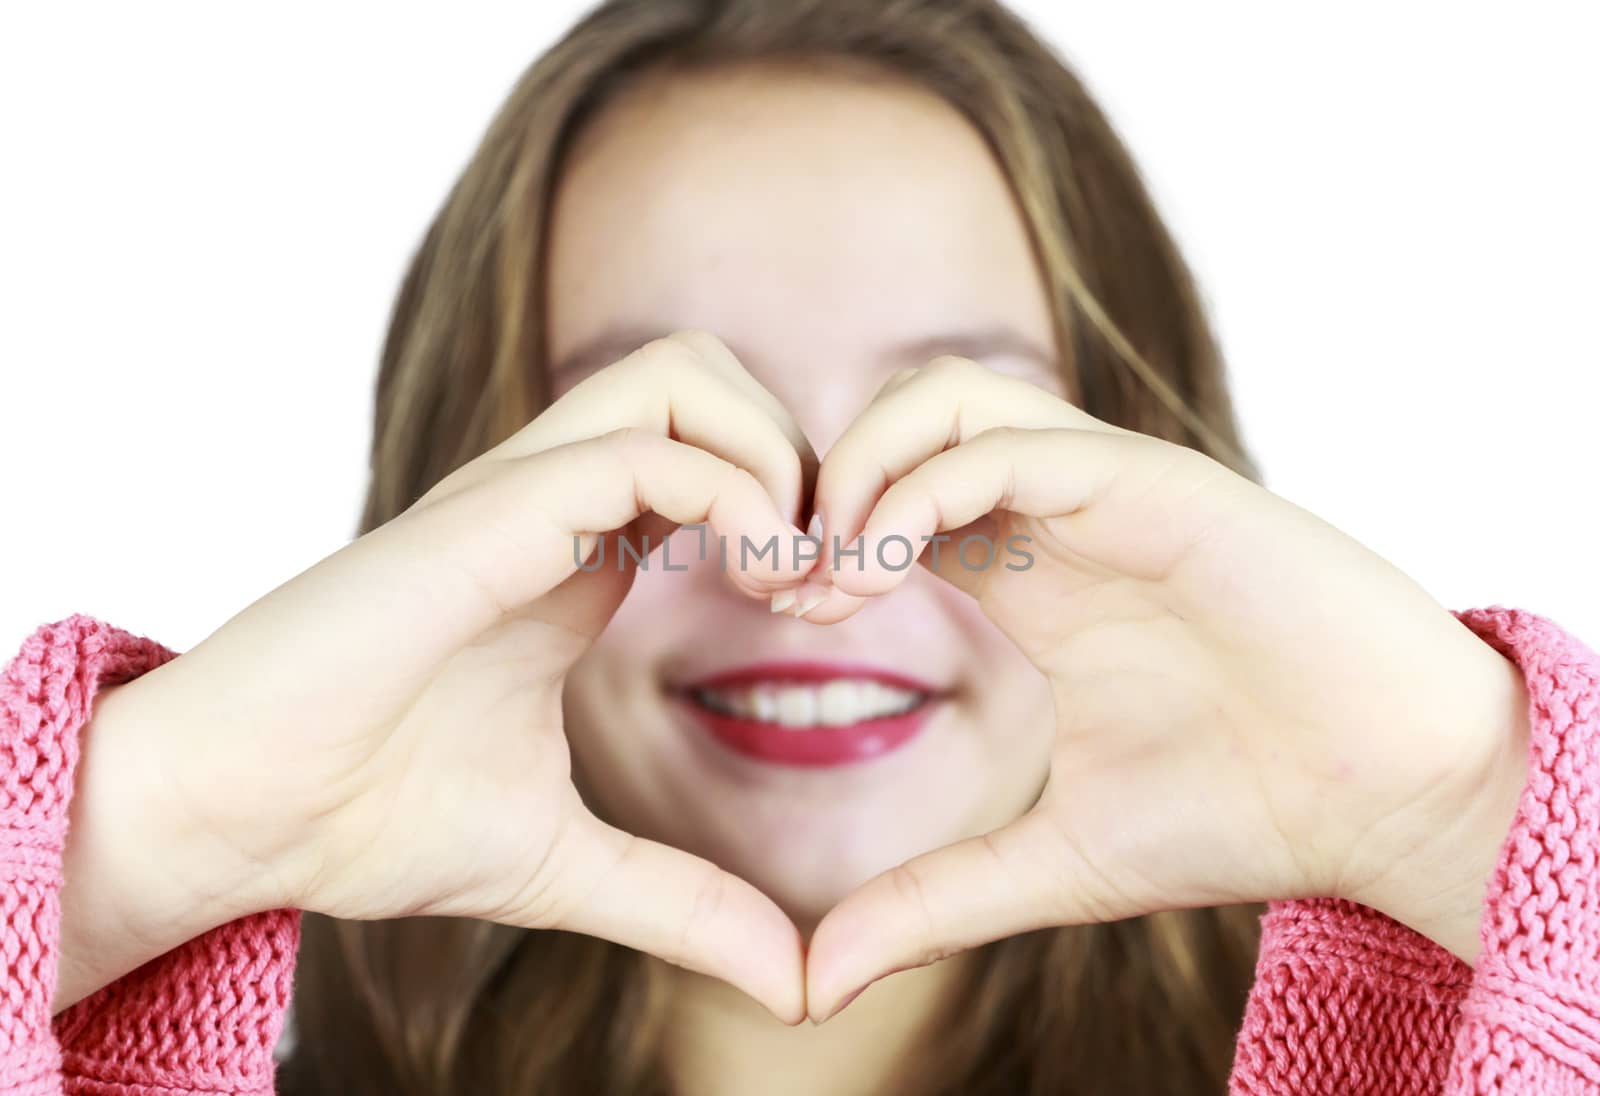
left=4, top=1, right=1596, bottom=1094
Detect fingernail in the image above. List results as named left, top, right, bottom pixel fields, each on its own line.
left=770, top=589, right=798, bottom=614
left=808, top=510, right=829, bottom=574
left=792, top=585, right=828, bottom=618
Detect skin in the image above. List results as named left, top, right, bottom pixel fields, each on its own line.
left=52, top=57, right=1532, bottom=1096
left=546, top=60, right=1530, bottom=1090
left=545, top=60, right=1067, bottom=1093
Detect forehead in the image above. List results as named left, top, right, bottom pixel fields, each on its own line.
left=543, top=59, right=1060, bottom=395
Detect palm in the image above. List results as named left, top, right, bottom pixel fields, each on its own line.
left=930, top=504, right=1310, bottom=913
left=309, top=539, right=662, bottom=922
left=237, top=518, right=677, bottom=921
left=300, top=618, right=579, bottom=922
left=942, top=473, right=1492, bottom=914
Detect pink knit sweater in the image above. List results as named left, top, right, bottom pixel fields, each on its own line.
left=2, top=608, right=1597, bottom=1094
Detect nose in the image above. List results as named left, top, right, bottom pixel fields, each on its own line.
left=752, top=348, right=885, bottom=462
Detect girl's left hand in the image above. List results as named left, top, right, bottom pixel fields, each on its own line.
left=798, top=357, right=1532, bottom=1022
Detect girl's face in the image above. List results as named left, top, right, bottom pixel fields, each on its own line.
left=547, top=60, right=1062, bottom=926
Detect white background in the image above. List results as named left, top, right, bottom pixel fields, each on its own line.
left=2, top=3, right=1596, bottom=658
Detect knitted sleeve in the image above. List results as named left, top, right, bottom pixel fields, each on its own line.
left=1229, top=606, right=1600, bottom=1095
left=1, top=614, right=299, bottom=1096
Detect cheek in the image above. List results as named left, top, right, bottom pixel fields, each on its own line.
left=556, top=557, right=723, bottom=789
left=556, top=575, right=675, bottom=779
left=558, top=639, right=652, bottom=804
left=946, top=591, right=1058, bottom=802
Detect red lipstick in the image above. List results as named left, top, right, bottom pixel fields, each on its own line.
left=671, top=659, right=943, bottom=766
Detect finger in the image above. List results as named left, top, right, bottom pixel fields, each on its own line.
left=826, top=426, right=1207, bottom=599
left=545, top=811, right=807, bottom=1024
left=805, top=807, right=1101, bottom=1022
left=770, top=581, right=870, bottom=625
left=339, top=429, right=811, bottom=666
left=806, top=741, right=1262, bottom=1023
left=813, top=356, right=1115, bottom=574
left=668, top=330, right=822, bottom=523
left=492, top=330, right=818, bottom=531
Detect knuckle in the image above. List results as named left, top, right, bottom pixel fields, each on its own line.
left=923, top=354, right=986, bottom=381
left=667, top=327, right=725, bottom=353
left=715, top=460, right=759, bottom=501
left=629, top=331, right=754, bottom=393
left=614, top=424, right=657, bottom=446
left=597, top=424, right=662, bottom=466
left=612, top=335, right=704, bottom=390
left=664, top=329, right=733, bottom=370
left=775, top=444, right=804, bottom=485
left=634, top=337, right=699, bottom=376
left=967, top=424, right=1029, bottom=454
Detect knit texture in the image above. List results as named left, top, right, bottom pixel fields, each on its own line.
left=1229, top=606, right=1600, bottom=1094
left=1, top=607, right=1596, bottom=1093
left=1, top=615, right=298, bottom=1096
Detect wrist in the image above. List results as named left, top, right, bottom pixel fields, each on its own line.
left=1340, top=639, right=1532, bottom=965
left=55, top=670, right=293, bottom=1012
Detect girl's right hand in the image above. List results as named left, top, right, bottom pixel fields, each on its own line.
left=58, top=331, right=817, bottom=1022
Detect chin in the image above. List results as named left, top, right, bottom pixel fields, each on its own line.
left=701, top=809, right=959, bottom=929
left=653, top=738, right=1000, bottom=931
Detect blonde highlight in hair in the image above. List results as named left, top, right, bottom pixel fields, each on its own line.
left=282, top=2, right=1263, bottom=1093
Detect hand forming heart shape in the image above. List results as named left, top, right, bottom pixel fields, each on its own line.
left=60, top=331, right=1531, bottom=1029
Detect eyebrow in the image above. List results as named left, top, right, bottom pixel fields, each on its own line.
left=547, top=325, right=1060, bottom=379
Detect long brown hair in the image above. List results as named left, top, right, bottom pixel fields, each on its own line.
left=279, top=2, right=1264, bottom=1093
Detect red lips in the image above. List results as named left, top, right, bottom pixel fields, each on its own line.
left=671, top=659, right=943, bottom=766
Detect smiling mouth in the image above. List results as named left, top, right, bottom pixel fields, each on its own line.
left=670, top=660, right=946, bottom=766
left=688, top=678, right=928, bottom=729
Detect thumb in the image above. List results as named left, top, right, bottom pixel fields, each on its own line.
left=524, top=810, right=807, bottom=1024
left=804, top=804, right=1145, bottom=1022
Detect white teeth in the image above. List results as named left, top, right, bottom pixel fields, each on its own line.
left=753, top=688, right=778, bottom=722
left=817, top=680, right=858, bottom=726
left=777, top=688, right=816, bottom=728
left=693, top=679, right=925, bottom=729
